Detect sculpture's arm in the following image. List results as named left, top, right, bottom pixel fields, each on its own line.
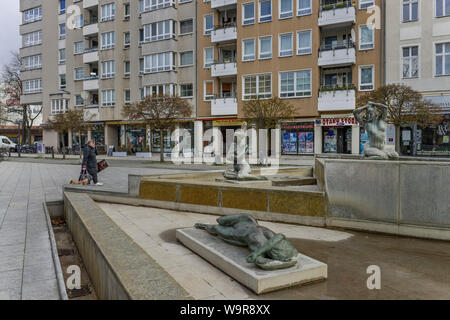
left=247, top=233, right=285, bottom=263
left=353, top=106, right=366, bottom=124
left=373, top=103, right=388, bottom=119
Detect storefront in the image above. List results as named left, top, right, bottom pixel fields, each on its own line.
left=281, top=122, right=315, bottom=155
left=316, top=116, right=359, bottom=154
left=212, top=119, right=244, bottom=154
left=126, top=125, right=148, bottom=153
left=90, top=123, right=106, bottom=153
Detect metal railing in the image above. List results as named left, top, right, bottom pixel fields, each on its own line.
left=320, top=0, right=355, bottom=12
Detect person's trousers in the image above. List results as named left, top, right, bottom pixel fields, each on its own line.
left=88, top=171, right=98, bottom=184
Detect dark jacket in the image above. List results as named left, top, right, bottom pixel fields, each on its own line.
left=82, top=145, right=98, bottom=174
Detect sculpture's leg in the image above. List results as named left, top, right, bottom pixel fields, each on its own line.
left=195, top=222, right=247, bottom=246
left=364, top=147, right=388, bottom=160
left=384, top=149, right=400, bottom=160
left=217, top=214, right=256, bottom=226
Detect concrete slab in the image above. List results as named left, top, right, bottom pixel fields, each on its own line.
left=176, top=228, right=327, bottom=294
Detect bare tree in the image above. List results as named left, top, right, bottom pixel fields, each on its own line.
left=243, top=97, right=295, bottom=161
left=122, top=94, right=192, bottom=162
left=357, top=84, right=442, bottom=154
left=1, top=51, right=43, bottom=144
left=47, top=109, right=88, bottom=160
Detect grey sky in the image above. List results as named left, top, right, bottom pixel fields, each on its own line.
left=0, top=1, right=21, bottom=65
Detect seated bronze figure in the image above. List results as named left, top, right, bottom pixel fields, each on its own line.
left=195, top=214, right=299, bottom=270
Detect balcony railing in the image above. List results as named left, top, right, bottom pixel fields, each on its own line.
left=211, top=0, right=237, bottom=9
left=318, top=42, right=356, bottom=67
left=318, top=1, right=356, bottom=27
left=318, top=85, right=356, bottom=111
left=211, top=23, right=237, bottom=43
left=211, top=60, right=237, bottom=77
left=211, top=95, right=238, bottom=116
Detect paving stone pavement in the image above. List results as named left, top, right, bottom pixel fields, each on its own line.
left=0, top=161, right=190, bottom=300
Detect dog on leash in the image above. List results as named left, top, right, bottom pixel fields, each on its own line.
left=69, top=179, right=89, bottom=185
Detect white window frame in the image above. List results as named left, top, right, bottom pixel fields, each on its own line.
left=59, top=49, right=66, bottom=64
left=402, top=45, right=420, bottom=79
left=51, top=99, right=68, bottom=115
left=142, top=20, right=174, bottom=43
left=23, top=55, right=42, bottom=70
left=180, top=83, right=193, bottom=98
left=402, top=0, right=419, bottom=22
left=279, top=0, right=293, bottom=19
left=259, top=0, right=272, bottom=23
left=141, top=84, right=175, bottom=98
left=297, top=0, right=312, bottom=16
left=59, top=74, right=66, bottom=89
left=204, top=80, right=214, bottom=101
left=124, top=89, right=131, bottom=104
left=242, top=73, right=272, bottom=100
left=23, top=31, right=42, bottom=47
left=74, top=67, right=84, bottom=80
left=204, top=14, right=214, bottom=35
left=359, top=25, right=374, bottom=51
left=242, top=38, right=256, bottom=61
left=124, top=32, right=131, bottom=47
left=359, top=0, right=375, bottom=9
left=139, top=0, right=174, bottom=13
left=143, top=52, right=174, bottom=73
left=435, top=42, right=450, bottom=76
left=24, top=79, right=42, bottom=94
left=179, top=19, right=194, bottom=35
left=279, top=33, right=293, bottom=57
left=74, top=41, right=84, bottom=54
left=204, top=47, right=214, bottom=67
left=279, top=69, right=312, bottom=98
left=75, top=95, right=84, bottom=107
left=258, top=36, right=272, bottom=59
left=242, top=2, right=255, bottom=25
left=59, top=24, right=66, bottom=39
left=101, top=31, right=115, bottom=50
left=101, top=3, right=115, bottom=22
left=435, top=0, right=450, bottom=17
left=359, top=65, right=375, bottom=91
left=101, top=60, right=115, bottom=79
left=124, top=61, right=131, bottom=78
left=102, top=89, right=116, bottom=106
left=179, top=51, right=194, bottom=67
left=24, top=7, right=42, bottom=24
left=297, top=29, right=312, bottom=55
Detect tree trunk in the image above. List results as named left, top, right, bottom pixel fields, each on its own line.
left=395, top=125, right=401, bottom=154
left=412, top=124, right=418, bottom=157
left=79, top=130, right=82, bottom=163
left=61, top=132, right=66, bottom=160
left=159, top=129, right=164, bottom=162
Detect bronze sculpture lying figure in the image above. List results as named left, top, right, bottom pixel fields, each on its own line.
left=195, top=214, right=299, bottom=270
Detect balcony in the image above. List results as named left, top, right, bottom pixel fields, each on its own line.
left=318, top=43, right=356, bottom=67
left=211, top=0, right=237, bottom=10
left=318, top=1, right=356, bottom=28
left=83, top=0, right=99, bottom=9
left=83, top=23, right=98, bottom=36
left=211, top=96, right=237, bottom=116
left=318, top=86, right=356, bottom=112
left=83, top=49, right=99, bottom=63
left=211, top=24, right=237, bottom=43
left=211, top=61, right=237, bottom=77
left=83, top=76, right=99, bottom=91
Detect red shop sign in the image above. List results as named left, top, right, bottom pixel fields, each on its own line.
left=320, top=117, right=358, bottom=126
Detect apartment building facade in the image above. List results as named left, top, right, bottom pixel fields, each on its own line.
left=20, top=0, right=197, bottom=153
left=197, top=0, right=384, bottom=156
left=386, top=0, right=450, bottom=156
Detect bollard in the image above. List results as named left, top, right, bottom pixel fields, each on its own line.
left=18, top=146, right=21, bottom=158
left=52, top=147, right=54, bottom=159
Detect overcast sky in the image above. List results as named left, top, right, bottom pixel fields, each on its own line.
left=0, top=1, right=21, bottom=66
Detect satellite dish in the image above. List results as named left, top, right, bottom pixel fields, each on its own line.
left=81, top=91, right=89, bottom=100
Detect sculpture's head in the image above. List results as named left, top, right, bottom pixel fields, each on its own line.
left=364, top=104, right=378, bottom=122
left=242, top=121, right=248, bottom=130
left=267, top=239, right=298, bottom=261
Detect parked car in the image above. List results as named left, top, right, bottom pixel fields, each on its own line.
left=0, top=136, right=17, bottom=151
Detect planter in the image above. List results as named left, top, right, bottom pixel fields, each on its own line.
left=136, top=152, right=152, bottom=158
left=112, top=152, right=127, bottom=157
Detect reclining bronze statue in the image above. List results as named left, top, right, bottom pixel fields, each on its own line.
left=195, top=214, right=299, bottom=270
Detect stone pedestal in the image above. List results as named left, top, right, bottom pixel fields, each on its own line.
left=176, top=228, right=327, bottom=294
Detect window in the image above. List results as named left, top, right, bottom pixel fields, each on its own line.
left=204, top=47, right=214, bottom=67
left=180, top=84, right=193, bottom=98
left=59, top=49, right=66, bottom=64
left=139, top=0, right=173, bottom=12
left=75, top=95, right=84, bottom=107
left=59, top=24, right=66, bottom=39
left=74, top=67, right=84, bottom=80
left=359, top=66, right=374, bottom=91
left=297, top=30, right=312, bottom=55
left=124, top=3, right=131, bottom=19
left=101, top=3, right=115, bottom=22
left=297, top=0, right=312, bottom=16
left=435, top=42, right=450, bottom=76
left=259, top=0, right=272, bottom=22
left=279, top=70, right=311, bottom=98
left=243, top=74, right=272, bottom=100
left=243, top=3, right=255, bottom=25
left=180, top=51, right=194, bottom=66
left=74, top=41, right=84, bottom=54
left=124, top=61, right=130, bottom=77
left=23, top=31, right=42, bottom=47
left=124, top=89, right=131, bottom=103
left=141, top=84, right=175, bottom=98
left=403, top=0, right=419, bottom=22
left=180, top=19, right=193, bottom=35
left=102, top=90, right=116, bottom=106
left=402, top=46, right=419, bottom=78
left=359, top=0, right=374, bottom=9
left=60, top=74, right=66, bottom=90
left=51, top=99, right=68, bottom=115
left=23, top=55, right=42, bottom=70
left=280, top=0, right=293, bottom=18
left=73, top=15, right=84, bottom=28
left=204, top=80, right=214, bottom=100
left=179, top=0, right=191, bottom=3
left=101, top=61, right=115, bottom=78
left=359, top=25, right=374, bottom=50
left=436, top=0, right=450, bottom=17
left=204, top=15, right=213, bottom=35
left=59, top=0, right=66, bottom=14
left=259, top=36, right=272, bottom=59
left=243, top=39, right=255, bottom=61
left=279, top=33, right=293, bottom=57
left=101, top=31, right=115, bottom=50
left=24, top=7, right=42, bottom=24
left=143, top=20, right=174, bottom=43
left=143, top=52, right=174, bottom=73
left=124, top=32, right=131, bottom=47
left=24, top=79, right=42, bottom=94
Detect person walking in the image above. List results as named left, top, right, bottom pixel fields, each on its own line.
left=82, top=140, right=103, bottom=186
